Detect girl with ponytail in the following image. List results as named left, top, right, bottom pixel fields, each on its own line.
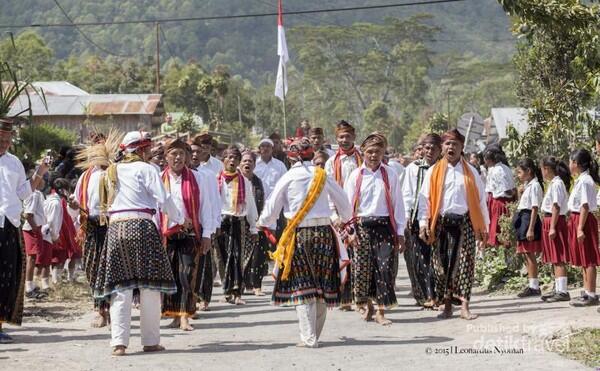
left=567, top=149, right=600, bottom=307
left=513, top=158, right=544, bottom=298
left=539, top=157, right=571, bottom=302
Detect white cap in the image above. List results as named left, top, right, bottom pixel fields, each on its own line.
left=258, top=138, right=274, bottom=147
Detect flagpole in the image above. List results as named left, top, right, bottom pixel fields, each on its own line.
left=281, top=62, right=287, bottom=139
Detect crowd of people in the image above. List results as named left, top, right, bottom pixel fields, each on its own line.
left=0, top=116, right=599, bottom=355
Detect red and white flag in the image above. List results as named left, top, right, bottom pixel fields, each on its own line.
left=274, top=0, right=289, bottom=101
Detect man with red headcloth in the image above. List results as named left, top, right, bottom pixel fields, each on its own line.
left=418, top=129, right=489, bottom=321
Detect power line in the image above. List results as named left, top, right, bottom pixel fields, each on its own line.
left=51, top=0, right=133, bottom=57
left=2, top=0, right=468, bottom=29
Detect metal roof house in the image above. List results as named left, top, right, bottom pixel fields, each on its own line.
left=8, top=81, right=165, bottom=141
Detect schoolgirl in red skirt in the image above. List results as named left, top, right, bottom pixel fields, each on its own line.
left=567, top=149, right=600, bottom=307
left=483, top=149, right=516, bottom=247
left=513, top=159, right=543, bottom=298
left=539, top=157, right=571, bottom=302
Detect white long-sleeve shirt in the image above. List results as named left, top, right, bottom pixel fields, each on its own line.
left=163, top=169, right=215, bottom=238
left=324, top=151, right=361, bottom=186
left=193, top=167, right=221, bottom=233
left=108, top=161, right=183, bottom=225
left=258, top=161, right=352, bottom=227
left=568, top=171, right=598, bottom=212
left=255, top=156, right=287, bottom=199
left=418, top=160, right=490, bottom=229
left=22, top=190, right=46, bottom=231
left=74, top=166, right=103, bottom=217
left=42, top=193, right=62, bottom=243
left=402, top=161, right=430, bottom=221
left=0, top=152, right=32, bottom=228
left=220, top=173, right=258, bottom=233
left=199, top=156, right=224, bottom=175
left=541, top=176, right=568, bottom=215
left=344, top=164, right=406, bottom=236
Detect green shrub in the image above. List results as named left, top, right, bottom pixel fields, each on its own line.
left=14, top=123, right=76, bottom=160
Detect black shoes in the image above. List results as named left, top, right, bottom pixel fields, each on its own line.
left=517, top=287, right=541, bottom=298
left=544, top=291, right=571, bottom=303
left=569, top=294, right=599, bottom=307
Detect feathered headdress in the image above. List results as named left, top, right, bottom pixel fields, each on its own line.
left=76, top=129, right=123, bottom=170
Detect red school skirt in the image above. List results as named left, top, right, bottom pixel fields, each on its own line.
left=36, top=240, right=53, bottom=266
left=487, top=196, right=511, bottom=247
left=541, top=215, right=570, bottom=264
left=517, top=240, right=542, bottom=254
left=568, top=212, right=600, bottom=267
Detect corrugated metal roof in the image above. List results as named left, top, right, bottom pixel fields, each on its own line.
left=8, top=94, right=163, bottom=116
left=491, top=107, right=529, bottom=139
left=31, top=81, right=90, bottom=96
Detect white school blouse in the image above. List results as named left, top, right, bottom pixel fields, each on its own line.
left=485, top=163, right=515, bottom=198
left=567, top=171, right=598, bottom=212
left=541, top=176, right=568, bottom=215
left=517, top=178, right=543, bottom=211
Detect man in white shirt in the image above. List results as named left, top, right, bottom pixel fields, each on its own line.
left=94, top=131, right=186, bottom=356
left=0, top=118, right=49, bottom=344
left=160, top=138, right=214, bottom=331
left=401, top=133, right=442, bottom=308
left=308, top=127, right=335, bottom=157
left=344, top=133, right=406, bottom=326
left=191, top=132, right=224, bottom=176
left=257, top=137, right=352, bottom=348
left=216, top=146, right=258, bottom=305
left=418, top=129, right=489, bottom=321
left=254, top=138, right=287, bottom=200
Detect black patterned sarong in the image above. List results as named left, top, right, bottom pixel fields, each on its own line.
left=243, top=231, right=268, bottom=290
left=353, top=217, right=397, bottom=308
left=82, top=218, right=109, bottom=310
left=272, top=225, right=341, bottom=307
left=405, top=220, right=436, bottom=305
left=219, top=215, right=247, bottom=296
left=93, top=218, right=176, bottom=298
left=162, top=234, right=211, bottom=317
left=432, top=214, right=476, bottom=302
left=0, top=220, right=25, bottom=325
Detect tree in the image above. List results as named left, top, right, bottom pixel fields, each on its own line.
left=0, top=31, right=54, bottom=81
left=498, top=0, right=600, bottom=160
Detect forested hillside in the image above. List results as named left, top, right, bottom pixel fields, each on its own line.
left=0, top=0, right=518, bottom=150
left=1, top=0, right=513, bottom=80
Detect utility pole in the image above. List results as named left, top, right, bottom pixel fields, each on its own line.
left=155, top=22, right=160, bottom=94
left=237, top=92, right=242, bottom=124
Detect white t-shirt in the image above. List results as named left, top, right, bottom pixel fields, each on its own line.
left=22, top=190, right=46, bottom=231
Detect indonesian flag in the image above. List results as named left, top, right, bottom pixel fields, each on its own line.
left=274, top=0, right=289, bottom=101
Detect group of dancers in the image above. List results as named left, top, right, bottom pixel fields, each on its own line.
left=0, top=116, right=599, bottom=354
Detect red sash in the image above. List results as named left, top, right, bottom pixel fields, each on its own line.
left=161, top=167, right=201, bottom=239
left=218, top=170, right=246, bottom=214
left=333, top=147, right=362, bottom=186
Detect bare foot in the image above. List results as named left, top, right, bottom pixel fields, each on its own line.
left=375, top=311, right=392, bottom=326
left=180, top=317, right=194, bottom=331
left=361, top=303, right=374, bottom=322
left=199, top=302, right=210, bottom=312
left=143, top=345, right=165, bottom=352
left=91, top=312, right=108, bottom=328
left=254, top=289, right=265, bottom=296
left=167, top=318, right=180, bottom=328
left=460, top=309, right=478, bottom=320
left=234, top=296, right=246, bottom=305
left=112, top=345, right=126, bottom=356
left=339, top=304, right=353, bottom=312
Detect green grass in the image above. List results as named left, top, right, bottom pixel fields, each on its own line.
left=553, top=328, right=600, bottom=368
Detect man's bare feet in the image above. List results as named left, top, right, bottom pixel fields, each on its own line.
left=91, top=312, right=108, bottom=328
left=437, top=300, right=452, bottom=319
left=254, top=288, right=265, bottom=296
left=375, top=310, right=392, bottom=326
left=180, top=317, right=194, bottom=331
left=199, top=302, right=209, bottom=311
left=143, top=345, right=165, bottom=352
left=167, top=318, right=180, bottom=328
left=460, top=301, right=478, bottom=320
left=361, top=303, right=375, bottom=321
left=111, top=345, right=126, bottom=356
left=234, top=296, right=246, bottom=305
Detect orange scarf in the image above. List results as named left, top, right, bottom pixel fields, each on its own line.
left=427, top=157, right=486, bottom=244
left=333, top=147, right=362, bottom=186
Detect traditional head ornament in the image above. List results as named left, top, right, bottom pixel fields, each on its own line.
left=192, top=132, right=212, bottom=146
left=165, top=138, right=190, bottom=153
left=420, top=133, right=443, bottom=147
left=0, top=118, right=14, bottom=133
left=286, top=137, right=314, bottom=161
left=360, top=132, right=388, bottom=152
left=335, top=120, right=355, bottom=136
left=308, top=127, right=324, bottom=136
left=76, top=129, right=122, bottom=169
left=120, top=131, right=152, bottom=153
